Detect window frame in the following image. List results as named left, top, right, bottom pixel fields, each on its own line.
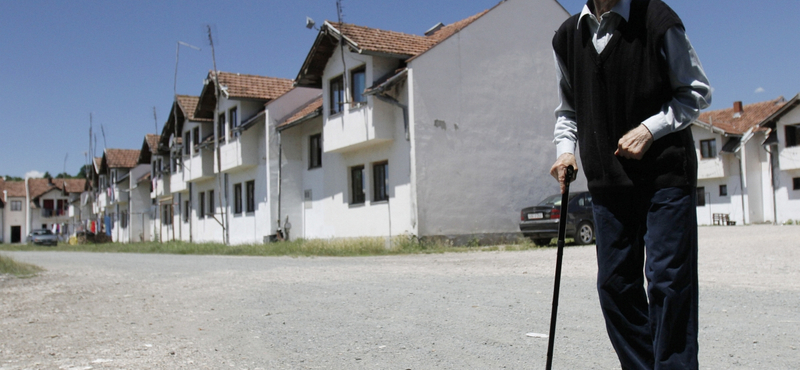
left=198, top=191, right=205, bottom=219
left=350, top=165, right=365, bottom=205
left=696, top=187, right=706, bottom=207
left=700, top=139, right=717, bottom=159
left=229, top=106, right=239, bottom=138
left=372, top=161, right=389, bottom=202
left=309, top=133, right=322, bottom=169
left=246, top=180, right=255, bottom=213
left=11, top=200, right=22, bottom=211
left=233, top=183, right=243, bottom=215
left=793, top=177, right=800, bottom=191
left=786, top=124, right=800, bottom=148
left=193, top=127, right=200, bottom=154
left=183, top=200, right=189, bottom=223
left=218, top=112, right=226, bottom=140
left=350, top=66, right=367, bottom=106
left=208, top=190, right=215, bottom=217
left=184, top=130, right=191, bottom=156
left=329, top=74, right=345, bottom=116
left=719, top=184, right=728, bottom=197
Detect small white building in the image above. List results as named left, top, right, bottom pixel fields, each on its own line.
left=692, top=95, right=800, bottom=225
left=0, top=177, right=88, bottom=243
left=286, top=0, right=574, bottom=243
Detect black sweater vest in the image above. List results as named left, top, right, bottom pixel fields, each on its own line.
left=553, top=0, right=697, bottom=193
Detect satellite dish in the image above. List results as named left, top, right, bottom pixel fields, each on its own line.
left=305, top=17, right=316, bottom=29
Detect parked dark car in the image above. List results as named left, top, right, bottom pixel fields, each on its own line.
left=27, top=229, right=58, bottom=246
left=519, top=191, right=594, bottom=246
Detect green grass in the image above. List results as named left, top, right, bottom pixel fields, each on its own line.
left=0, top=236, right=546, bottom=257
left=0, top=254, right=44, bottom=277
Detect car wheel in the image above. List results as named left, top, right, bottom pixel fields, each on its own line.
left=533, top=238, right=552, bottom=246
left=575, top=222, right=594, bottom=245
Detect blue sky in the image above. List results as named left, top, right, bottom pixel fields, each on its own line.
left=1, top=0, right=798, bottom=178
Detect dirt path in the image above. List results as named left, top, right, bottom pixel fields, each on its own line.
left=2, top=225, right=798, bottom=369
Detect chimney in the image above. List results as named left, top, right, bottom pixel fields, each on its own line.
left=733, top=101, right=743, bottom=118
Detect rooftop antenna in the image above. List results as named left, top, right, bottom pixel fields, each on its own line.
left=100, top=123, right=108, bottom=152
left=336, top=0, right=349, bottom=107
left=63, top=153, right=68, bottom=178
left=153, top=107, right=158, bottom=134
left=173, top=41, right=202, bottom=144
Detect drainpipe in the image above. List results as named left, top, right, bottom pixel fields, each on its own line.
left=768, top=144, right=779, bottom=224
left=373, top=94, right=410, bottom=141
left=25, top=177, right=30, bottom=238
left=2, top=190, right=6, bottom=243
left=737, top=155, right=747, bottom=225
left=277, top=128, right=282, bottom=237
left=188, top=182, right=192, bottom=243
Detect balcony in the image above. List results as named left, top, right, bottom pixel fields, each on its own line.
left=170, top=167, right=188, bottom=193
left=220, top=132, right=258, bottom=173
left=186, top=149, right=215, bottom=182
left=697, top=156, right=727, bottom=180
left=324, top=102, right=393, bottom=153
left=41, top=209, right=68, bottom=218
left=154, top=174, right=171, bottom=198
left=779, top=146, right=800, bottom=171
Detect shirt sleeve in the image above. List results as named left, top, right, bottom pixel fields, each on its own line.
left=641, top=27, right=713, bottom=140
left=553, top=51, right=578, bottom=158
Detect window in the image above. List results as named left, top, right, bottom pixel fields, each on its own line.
left=696, top=187, right=706, bottom=207
left=193, top=127, right=200, bottom=153
left=330, top=75, right=344, bottom=115
left=121, top=211, right=128, bottom=228
left=183, top=200, right=189, bottom=222
left=351, top=66, right=366, bottom=105
left=198, top=191, right=205, bottom=219
left=719, top=184, right=728, bottom=196
left=208, top=190, right=215, bottom=217
left=233, top=183, right=242, bottom=214
left=10, top=200, right=21, bottom=211
left=184, top=130, right=191, bottom=155
left=700, top=139, right=716, bottom=159
left=786, top=124, right=800, bottom=148
left=163, top=204, right=173, bottom=225
left=229, top=106, right=238, bottom=138
left=246, top=180, right=255, bottom=213
left=373, top=161, right=388, bottom=202
left=110, top=170, right=117, bottom=184
left=794, top=177, right=800, bottom=191
left=218, top=113, right=225, bottom=139
left=309, top=134, right=322, bottom=169
left=350, top=165, right=365, bottom=205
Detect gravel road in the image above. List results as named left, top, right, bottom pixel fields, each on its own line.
left=2, top=224, right=799, bottom=369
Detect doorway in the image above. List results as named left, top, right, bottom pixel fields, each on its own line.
left=11, top=226, right=22, bottom=243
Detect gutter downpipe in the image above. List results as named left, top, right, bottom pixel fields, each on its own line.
left=373, top=94, right=409, bottom=141
left=25, top=177, right=30, bottom=239
left=2, top=190, right=6, bottom=243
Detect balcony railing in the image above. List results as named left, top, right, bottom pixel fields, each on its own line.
left=41, top=209, right=68, bottom=218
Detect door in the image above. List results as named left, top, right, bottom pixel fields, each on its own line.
left=11, top=226, right=21, bottom=243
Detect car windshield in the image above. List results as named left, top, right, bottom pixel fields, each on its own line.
left=537, top=194, right=563, bottom=207
left=33, top=230, right=53, bottom=235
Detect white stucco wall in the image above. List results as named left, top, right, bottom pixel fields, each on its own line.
left=191, top=178, right=225, bottom=243
left=409, top=0, right=576, bottom=239
left=4, top=197, right=27, bottom=243
left=774, top=107, right=800, bottom=223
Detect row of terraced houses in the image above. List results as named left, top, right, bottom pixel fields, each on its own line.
left=2, top=0, right=800, bottom=245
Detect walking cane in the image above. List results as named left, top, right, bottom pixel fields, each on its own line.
left=545, top=165, right=574, bottom=370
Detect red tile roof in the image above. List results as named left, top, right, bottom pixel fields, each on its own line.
left=327, top=22, right=438, bottom=56
left=408, top=8, right=491, bottom=62
left=1, top=179, right=26, bottom=198
left=176, top=95, right=211, bottom=122
left=698, top=97, right=787, bottom=135
left=105, top=149, right=141, bottom=169
left=213, top=71, right=294, bottom=100
left=28, top=178, right=61, bottom=199
left=93, top=157, right=103, bottom=173
left=278, top=97, right=323, bottom=129
left=61, top=178, right=89, bottom=193
left=145, top=134, right=160, bottom=153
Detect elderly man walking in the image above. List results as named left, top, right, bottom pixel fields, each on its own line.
left=549, top=0, right=711, bottom=368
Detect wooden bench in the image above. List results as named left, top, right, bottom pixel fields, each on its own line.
left=712, top=213, right=732, bottom=226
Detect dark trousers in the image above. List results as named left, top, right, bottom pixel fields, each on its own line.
left=592, top=187, right=698, bottom=370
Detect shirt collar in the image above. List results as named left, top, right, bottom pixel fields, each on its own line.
left=577, top=0, right=632, bottom=29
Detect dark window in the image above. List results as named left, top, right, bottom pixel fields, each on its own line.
left=218, top=113, right=225, bottom=139
left=373, top=161, right=388, bottom=202
left=696, top=187, right=706, bottom=206
left=700, top=139, right=716, bottom=159
left=234, top=183, right=242, bottom=215
left=184, top=131, right=191, bottom=155
left=11, top=200, right=21, bottom=211
left=183, top=200, right=189, bottom=223
left=786, top=124, right=800, bottom=148
left=208, top=190, right=215, bottom=216
left=163, top=204, right=173, bottom=225
left=121, top=211, right=128, bottom=228
left=794, top=177, right=800, bottom=191
left=350, top=165, right=365, bottom=205
left=309, top=134, right=322, bottom=169
left=198, top=191, right=205, bottom=219
left=193, top=127, right=200, bottom=152
left=330, top=75, right=344, bottom=115
left=229, top=106, right=238, bottom=138
left=719, top=184, right=728, bottom=196
left=351, top=66, right=366, bottom=104
left=246, top=180, right=255, bottom=213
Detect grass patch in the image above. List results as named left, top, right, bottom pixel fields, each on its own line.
left=0, top=254, right=44, bottom=277
left=0, top=236, right=546, bottom=257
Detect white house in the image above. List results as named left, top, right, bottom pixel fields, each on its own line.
left=190, top=71, right=296, bottom=244
left=287, top=0, right=575, bottom=243
left=692, top=95, right=800, bottom=225
left=0, top=177, right=88, bottom=244
left=94, top=149, right=142, bottom=242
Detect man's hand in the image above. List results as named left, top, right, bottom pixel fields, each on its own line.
left=550, top=153, right=578, bottom=194
left=615, top=125, right=653, bottom=160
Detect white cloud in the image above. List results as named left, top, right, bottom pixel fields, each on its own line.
left=24, top=170, right=44, bottom=179
left=755, top=87, right=765, bottom=94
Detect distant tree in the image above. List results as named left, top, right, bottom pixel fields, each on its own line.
left=43, top=171, right=52, bottom=179
left=55, top=172, right=72, bottom=179
left=4, top=175, right=23, bottom=181
left=75, top=165, right=91, bottom=179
